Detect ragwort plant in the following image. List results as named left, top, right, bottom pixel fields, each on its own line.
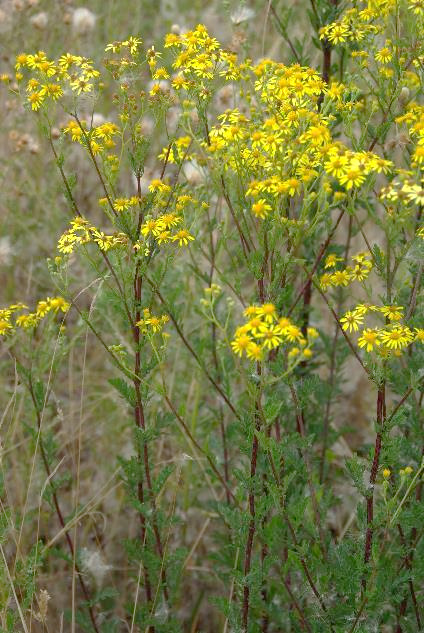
left=1, top=0, right=424, bottom=631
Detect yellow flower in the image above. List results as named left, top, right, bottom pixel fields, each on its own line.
left=284, top=325, right=304, bottom=343
left=257, top=303, right=277, bottom=323
left=358, top=328, right=380, bottom=352
left=380, top=305, right=404, bottom=321
left=375, top=46, right=392, bottom=64
left=251, top=199, right=272, bottom=219
left=324, top=254, right=343, bottom=269
left=48, top=297, right=70, bottom=313
left=246, top=342, right=263, bottom=361
left=340, top=310, right=364, bottom=332
left=379, top=326, right=414, bottom=350
left=339, top=168, right=366, bottom=190
left=330, top=270, right=351, bottom=286
left=141, top=219, right=161, bottom=237
left=231, top=334, right=252, bottom=357
left=382, top=468, right=391, bottom=479
left=415, top=328, right=424, bottom=342
left=319, top=273, right=333, bottom=290
left=244, top=306, right=260, bottom=318
left=171, top=229, right=195, bottom=246
left=0, top=319, right=13, bottom=335
left=257, top=326, right=283, bottom=350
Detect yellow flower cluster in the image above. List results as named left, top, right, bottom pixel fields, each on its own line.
left=139, top=215, right=194, bottom=247
left=136, top=187, right=196, bottom=248
left=231, top=303, right=318, bottom=361
left=319, top=5, right=385, bottom=45
left=164, top=23, right=249, bottom=88
left=340, top=303, right=424, bottom=355
left=319, top=252, right=373, bottom=290
left=105, top=36, right=143, bottom=56
left=57, top=217, right=127, bottom=254
left=136, top=308, right=169, bottom=334
left=0, top=297, right=69, bottom=336
left=63, top=120, right=120, bottom=156
left=15, top=51, right=100, bottom=110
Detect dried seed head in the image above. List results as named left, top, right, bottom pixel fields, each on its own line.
left=72, top=7, right=96, bottom=34
left=30, top=11, right=48, bottom=29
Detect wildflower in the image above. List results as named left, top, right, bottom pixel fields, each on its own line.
left=246, top=342, right=263, bottom=361
left=307, top=327, right=319, bottom=339
left=380, top=305, right=404, bottom=321
left=114, top=198, right=131, bottom=212
left=246, top=317, right=263, bottom=335
left=0, top=319, right=13, bottom=335
left=251, top=199, right=272, bottom=219
left=382, top=468, right=391, bottom=479
left=379, top=326, right=414, bottom=350
left=171, top=230, right=195, bottom=246
left=330, top=270, right=351, bottom=286
left=231, top=334, right=252, bottom=357
left=325, top=23, right=350, bottom=45
left=141, top=219, right=160, bottom=236
left=48, top=297, right=70, bottom=313
left=415, top=328, right=424, bottom=342
left=257, top=326, right=283, bottom=350
left=70, top=77, right=92, bottom=94
left=324, top=254, right=343, bottom=268
left=375, top=46, right=392, bottom=64
left=319, top=273, right=333, bottom=290
left=28, top=91, right=44, bottom=110
left=244, top=306, right=260, bottom=318
left=284, top=324, right=304, bottom=343
left=358, top=328, right=380, bottom=352
left=257, top=303, right=277, bottom=323
left=288, top=347, right=300, bottom=358
left=156, top=230, right=171, bottom=244
left=340, top=310, right=364, bottom=332
left=349, top=264, right=371, bottom=282
left=339, top=168, right=366, bottom=189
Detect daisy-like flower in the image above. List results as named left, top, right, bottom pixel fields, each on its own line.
left=404, top=184, right=424, bottom=205
left=414, top=328, right=424, bottom=343
left=246, top=317, right=264, bottom=335
left=375, top=46, right=392, bottom=64
left=324, top=253, right=344, bottom=269
left=141, top=219, right=161, bottom=237
left=325, top=154, right=348, bottom=178
left=257, top=326, right=283, bottom=350
left=330, top=270, right=351, bottom=286
left=340, top=310, right=364, bottom=332
left=339, top=168, right=366, bottom=190
left=358, top=328, right=380, bottom=352
left=244, top=305, right=260, bottom=318
left=257, top=303, right=277, bottom=323
left=231, top=334, right=252, bottom=357
left=354, top=303, right=377, bottom=315
left=0, top=319, right=13, bottom=335
left=171, top=229, right=195, bottom=246
left=284, top=324, right=304, bottom=343
left=349, top=264, right=371, bottom=282
left=379, top=326, right=414, bottom=350
left=251, top=199, right=272, bottom=219
left=380, top=305, right=404, bottom=321
left=319, top=273, right=333, bottom=291
left=246, top=342, right=263, bottom=361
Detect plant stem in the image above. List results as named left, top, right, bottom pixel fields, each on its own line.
left=363, top=383, right=386, bottom=591
left=242, top=365, right=262, bottom=632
